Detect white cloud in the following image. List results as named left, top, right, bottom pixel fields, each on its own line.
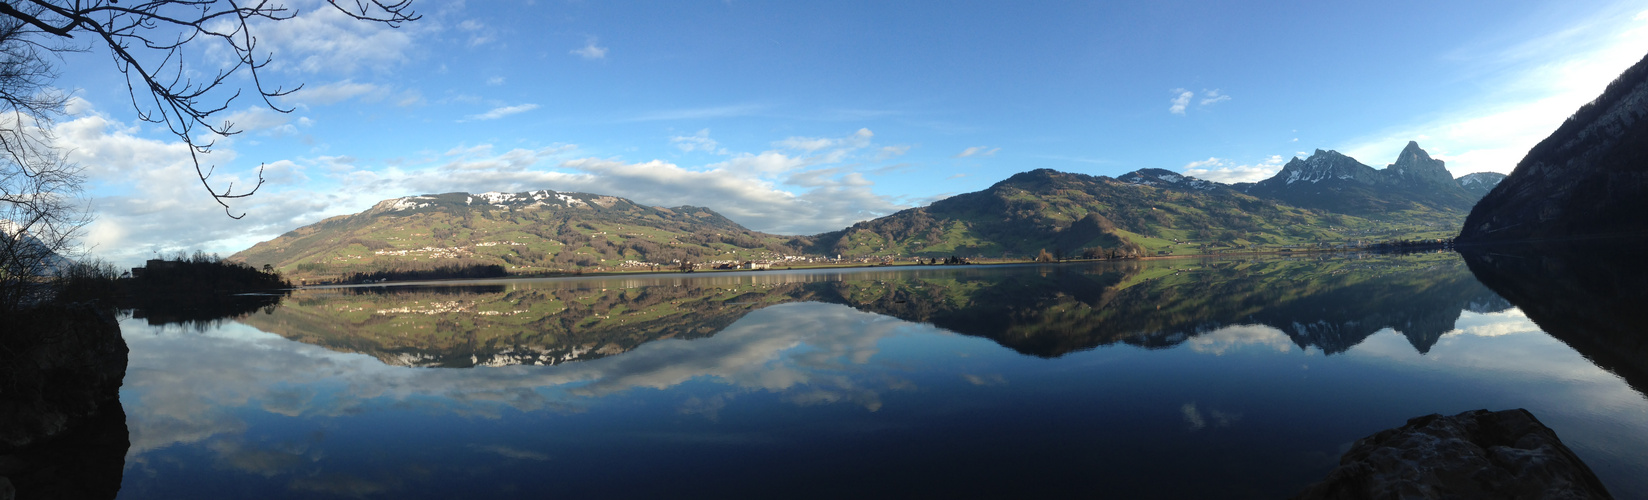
left=571, top=37, right=609, bottom=59
left=219, top=107, right=295, bottom=135
left=1200, top=89, right=1231, bottom=106
left=625, top=104, right=765, bottom=122
left=1339, top=6, right=1648, bottom=175
left=457, top=19, right=495, bottom=47
left=671, top=129, right=727, bottom=154
left=775, top=128, right=873, bottom=154
left=395, top=89, right=426, bottom=107
left=1168, top=88, right=1193, bottom=115
left=952, top=146, right=999, bottom=158
left=70, top=111, right=908, bottom=265
left=282, top=80, right=386, bottom=106
left=252, top=6, right=419, bottom=74
left=53, top=107, right=378, bottom=265
left=486, top=76, right=505, bottom=86
left=1180, top=155, right=1288, bottom=184
left=875, top=145, right=911, bottom=159
left=64, top=96, right=93, bottom=116
left=1170, top=88, right=1227, bottom=114
left=776, top=137, right=835, bottom=152
left=380, top=129, right=903, bottom=234
left=464, top=103, right=539, bottom=121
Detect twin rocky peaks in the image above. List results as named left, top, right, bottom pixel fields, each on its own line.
left=1240, top=141, right=1494, bottom=215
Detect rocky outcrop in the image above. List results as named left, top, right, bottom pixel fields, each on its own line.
left=1294, top=409, right=1612, bottom=500
left=1459, top=51, right=1648, bottom=243
left=0, top=304, right=130, bottom=500
left=1386, top=141, right=1458, bottom=188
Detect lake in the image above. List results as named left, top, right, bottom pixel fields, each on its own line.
left=110, top=252, right=1648, bottom=499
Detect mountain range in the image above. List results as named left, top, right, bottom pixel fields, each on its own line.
left=1239, top=141, right=1493, bottom=218
left=231, top=142, right=1503, bottom=279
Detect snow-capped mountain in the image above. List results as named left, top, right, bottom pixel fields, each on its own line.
left=1116, top=168, right=1226, bottom=192
left=1455, top=172, right=1507, bottom=200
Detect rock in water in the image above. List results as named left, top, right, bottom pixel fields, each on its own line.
left=1459, top=50, right=1648, bottom=243
left=1293, top=409, right=1612, bottom=500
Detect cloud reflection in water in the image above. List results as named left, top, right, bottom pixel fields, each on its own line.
left=121, top=302, right=930, bottom=464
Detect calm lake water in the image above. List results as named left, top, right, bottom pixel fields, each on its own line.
left=112, top=253, right=1648, bottom=499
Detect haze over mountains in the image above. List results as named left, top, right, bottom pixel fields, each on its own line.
left=231, top=141, right=1505, bottom=277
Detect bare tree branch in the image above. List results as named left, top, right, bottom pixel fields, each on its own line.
left=0, top=0, right=418, bottom=214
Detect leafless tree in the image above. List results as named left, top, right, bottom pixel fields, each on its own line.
left=0, top=0, right=419, bottom=217
left=0, top=5, right=83, bottom=312
left=0, top=1, right=416, bottom=310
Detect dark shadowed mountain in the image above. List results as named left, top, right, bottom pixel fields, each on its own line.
left=1459, top=50, right=1648, bottom=243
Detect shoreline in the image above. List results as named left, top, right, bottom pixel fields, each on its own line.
left=292, top=245, right=1445, bottom=290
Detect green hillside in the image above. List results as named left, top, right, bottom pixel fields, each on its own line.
left=230, top=190, right=816, bottom=280
left=809, top=169, right=1452, bottom=259
left=231, top=170, right=1464, bottom=281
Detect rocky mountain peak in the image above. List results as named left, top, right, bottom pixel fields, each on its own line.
left=1268, top=149, right=1378, bottom=186
left=1399, top=140, right=1429, bottom=160
left=1387, top=141, right=1455, bottom=186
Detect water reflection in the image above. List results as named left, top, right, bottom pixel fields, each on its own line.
left=119, top=291, right=286, bottom=330
left=109, top=253, right=1648, bottom=499
left=1461, top=240, right=1648, bottom=398
left=235, top=254, right=1510, bottom=367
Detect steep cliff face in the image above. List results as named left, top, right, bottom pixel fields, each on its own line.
left=1459, top=51, right=1648, bottom=242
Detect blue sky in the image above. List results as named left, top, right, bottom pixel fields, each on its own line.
left=45, top=0, right=1648, bottom=264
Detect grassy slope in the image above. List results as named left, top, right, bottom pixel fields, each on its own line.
left=812, top=169, right=1456, bottom=259
left=230, top=191, right=813, bottom=280
left=231, top=170, right=1465, bottom=281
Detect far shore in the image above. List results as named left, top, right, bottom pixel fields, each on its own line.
left=293, top=244, right=1448, bottom=290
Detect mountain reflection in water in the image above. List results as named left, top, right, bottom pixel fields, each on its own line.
left=109, top=253, right=1648, bottom=499
left=238, top=253, right=1509, bottom=368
